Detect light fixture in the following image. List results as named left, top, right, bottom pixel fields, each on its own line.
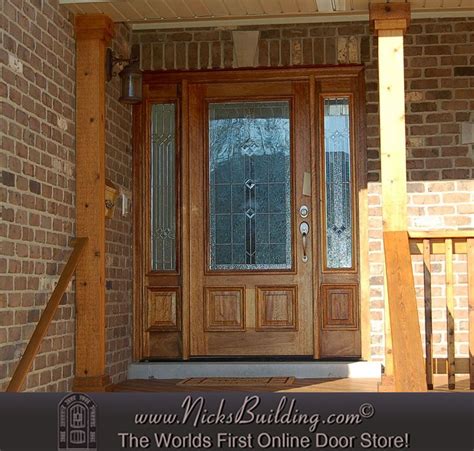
left=106, top=46, right=142, bottom=104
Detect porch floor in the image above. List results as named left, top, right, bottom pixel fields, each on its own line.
left=109, top=374, right=471, bottom=393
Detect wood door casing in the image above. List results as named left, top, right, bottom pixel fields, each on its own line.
left=133, top=68, right=367, bottom=361
left=189, top=80, right=314, bottom=356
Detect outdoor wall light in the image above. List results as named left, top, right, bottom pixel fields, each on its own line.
left=106, top=47, right=142, bottom=104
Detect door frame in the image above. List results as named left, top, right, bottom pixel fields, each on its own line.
left=133, top=66, right=368, bottom=362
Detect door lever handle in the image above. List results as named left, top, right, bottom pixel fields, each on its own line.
left=300, top=222, right=309, bottom=263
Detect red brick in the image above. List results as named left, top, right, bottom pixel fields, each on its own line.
left=199, top=42, right=209, bottom=69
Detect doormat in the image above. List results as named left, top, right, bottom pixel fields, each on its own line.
left=177, top=377, right=295, bottom=386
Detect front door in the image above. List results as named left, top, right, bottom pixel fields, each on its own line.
left=136, top=67, right=365, bottom=361
left=188, top=80, right=314, bottom=356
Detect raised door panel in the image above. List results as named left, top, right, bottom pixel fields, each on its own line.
left=205, top=287, right=246, bottom=331
left=321, top=285, right=358, bottom=330
left=256, top=286, right=297, bottom=331
left=320, top=284, right=360, bottom=357
left=147, top=289, right=180, bottom=332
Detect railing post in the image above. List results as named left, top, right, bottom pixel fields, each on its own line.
left=445, top=238, right=456, bottom=390
left=384, top=231, right=427, bottom=392
left=423, top=239, right=433, bottom=390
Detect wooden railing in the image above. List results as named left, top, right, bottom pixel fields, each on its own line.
left=383, top=231, right=427, bottom=391
left=6, top=238, right=88, bottom=392
left=408, top=230, right=474, bottom=391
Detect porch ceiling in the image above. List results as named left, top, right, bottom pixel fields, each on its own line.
left=60, top=0, right=474, bottom=29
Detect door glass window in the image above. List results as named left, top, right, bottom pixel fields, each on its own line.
left=208, top=101, right=292, bottom=271
left=151, top=103, right=176, bottom=271
left=323, top=97, right=353, bottom=269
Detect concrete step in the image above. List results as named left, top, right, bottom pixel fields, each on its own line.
left=128, top=361, right=382, bottom=380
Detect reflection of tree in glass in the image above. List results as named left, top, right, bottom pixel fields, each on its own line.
left=210, top=103, right=290, bottom=168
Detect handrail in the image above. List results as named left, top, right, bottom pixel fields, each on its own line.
left=6, top=237, right=88, bottom=392
left=408, top=229, right=474, bottom=391
left=383, top=230, right=427, bottom=391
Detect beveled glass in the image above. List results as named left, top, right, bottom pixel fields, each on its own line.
left=209, top=101, right=292, bottom=271
left=323, top=97, right=353, bottom=269
left=151, top=103, right=176, bottom=271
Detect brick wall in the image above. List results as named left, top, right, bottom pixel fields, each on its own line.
left=1, top=0, right=76, bottom=391
left=105, top=23, right=133, bottom=384
left=0, top=0, right=133, bottom=391
left=133, top=18, right=474, bottom=363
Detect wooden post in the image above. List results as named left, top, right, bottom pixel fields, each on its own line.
left=383, top=232, right=427, bottom=392
left=73, top=15, right=114, bottom=392
left=423, top=239, right=433, bottom=390
left=370, top=3, right=424, bottom=391
left=445, top=238, right=455, bottom=390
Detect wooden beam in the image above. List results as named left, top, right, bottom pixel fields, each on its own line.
left=73, top=14, right=114, bottom=392
left=376, top=32, right=408, bottom=231
left=409, top=230, right=474, bottom=239
left=7, top=239, right=88, bottom=392
left=370, top=3, right=410, bottom=36
left=371, top=3, right=411, bottom=388
left=383, top=231, right=426, bottom=392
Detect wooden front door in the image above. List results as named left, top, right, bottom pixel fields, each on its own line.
left=135, top=67, right=365, bottom=361
left=188, top=80, right=314, bottom=356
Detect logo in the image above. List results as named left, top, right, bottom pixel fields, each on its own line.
left=58, top=393, right=97, bottom=450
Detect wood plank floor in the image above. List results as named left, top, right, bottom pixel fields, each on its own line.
left=110, top=374, right=471, bottom=393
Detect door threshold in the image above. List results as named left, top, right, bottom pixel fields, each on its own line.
left=130, top=360, right=382, bottom=380
left=140, top=356, right=362, bottom=363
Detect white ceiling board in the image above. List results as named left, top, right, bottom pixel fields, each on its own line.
left=126, top=0, right=160, bottom=19
left=295, top=0, right=318, bottom=13
left=408, top=0, right=427, bottom=7
left=203, top=0, right=231, bottom=15
left=442, top=0, right=462, bottom=7
left=113, top=2, right=144, bottom=20
left=222, top=0, right=249, bottom=15
left=279, top=0, right=301, bottom=13
left=186, top=0, right=214, bottom=17
left=75, top=2, right=101, bottom=13
left=240, top=0, right=265, bottom=14
left=349, top=0, right=368, bottom=11
left=61, top=0, right=474, bottom=24
left=93, top=2, right=128, bottom=20
left=161, top=0, right=195, bottom=18
left=259, top=0, right=283, bottom=14
left=147, top=0, right=177, bottom=19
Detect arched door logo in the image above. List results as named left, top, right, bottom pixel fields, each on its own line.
left=58, top=393, right=97, bottom=450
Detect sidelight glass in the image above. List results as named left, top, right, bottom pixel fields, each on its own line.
left=151, top=103, right=176, bottom=271
left=209, top=101, right=292, bottom=271
left=323, top=97, right=353, bottom=269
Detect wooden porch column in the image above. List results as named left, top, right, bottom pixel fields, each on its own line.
left=370, top=3, right=425, bottom=391
left=72, top=15, right=114, bottom=392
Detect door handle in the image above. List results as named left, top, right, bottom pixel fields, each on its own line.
left=300, top=221, right=309, bottom=263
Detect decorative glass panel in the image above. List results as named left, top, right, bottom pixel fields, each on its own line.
left=151, top=103, right=176, bottom=271
left=209, top=101, right=292, bottom=271
left=324, top=97, right=353, bottom=269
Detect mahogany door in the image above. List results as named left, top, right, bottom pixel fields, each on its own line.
left=188, top=80, right=314, bottom=356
